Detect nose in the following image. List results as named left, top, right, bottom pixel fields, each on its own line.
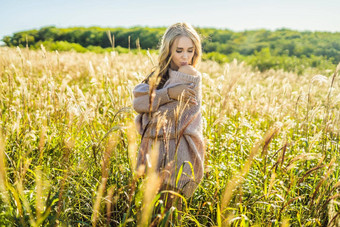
left=182, top=52, right=188, bottom=59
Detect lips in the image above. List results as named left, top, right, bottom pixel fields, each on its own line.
left=180, top=62, right=188, bottom=66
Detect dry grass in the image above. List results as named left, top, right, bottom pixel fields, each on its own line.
left=0, top=46, right=339, bottom=226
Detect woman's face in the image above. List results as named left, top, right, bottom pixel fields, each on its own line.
left=170, top=36, right=195, bottom=70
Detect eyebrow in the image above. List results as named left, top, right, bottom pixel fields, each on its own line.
left=176, top=47, right=194, bottom=49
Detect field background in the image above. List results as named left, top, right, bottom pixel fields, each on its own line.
left=0, top=44, right=340, bottom=226
left=4, top=26, right=340, bottom=74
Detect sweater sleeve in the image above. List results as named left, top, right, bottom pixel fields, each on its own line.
left=133, top=83, right=172, bottom=113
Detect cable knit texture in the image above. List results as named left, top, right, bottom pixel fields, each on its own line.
left=133, top=68, right=204, bottom=198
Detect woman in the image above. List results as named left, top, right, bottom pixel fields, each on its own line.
left=133, top=22, right=204, bottom=203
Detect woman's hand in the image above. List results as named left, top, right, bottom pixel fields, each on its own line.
left=167, top=84, right=198, bottom=105
left=178, top=65, right=198, bottom=76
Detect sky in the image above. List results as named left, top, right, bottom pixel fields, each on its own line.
left=1, top=0, right=340, bottom=45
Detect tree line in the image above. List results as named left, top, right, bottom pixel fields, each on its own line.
left=3, top=26, right=340, bottom=72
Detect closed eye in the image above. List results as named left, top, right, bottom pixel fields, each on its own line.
left=176, top=50, right=194, bottom=53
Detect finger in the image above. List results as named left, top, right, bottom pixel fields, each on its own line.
left=182, top=91, right=190, bottom=99
left=189, top=98, right=198, bottom=105
left=186, top=89, right=197, bottom=96
left=187, top=95, right=197, bottom=102
left=190, top=90, right=197, bottom=96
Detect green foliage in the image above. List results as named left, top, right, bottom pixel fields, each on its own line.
left=202, top=51, right=230, bottom=64
left=246, top=47, right=335, bottom=73
left=3, top=26, right=340, bottom=73
left=203, top=49, right=334, bottom=74
left=87, top=45, right=112, bottom=53
left=3, top=26, right=166, bottom=50
left=33, top=40, right=88, bottom=52
left=27, top=40, right=151, bottom=55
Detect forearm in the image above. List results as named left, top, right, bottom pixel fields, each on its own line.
left=133, top=86, right=172, bottom=113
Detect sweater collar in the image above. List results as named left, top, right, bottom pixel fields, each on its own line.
left=168, top=68, right=201, bottom=84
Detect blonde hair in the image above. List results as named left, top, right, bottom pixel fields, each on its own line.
left=143, top=22, right=202, bottom=89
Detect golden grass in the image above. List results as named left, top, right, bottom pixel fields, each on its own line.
left=0, top=46, right=339, bottom=226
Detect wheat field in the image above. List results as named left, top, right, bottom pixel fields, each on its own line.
left=0, top=46, right=339, bottom=226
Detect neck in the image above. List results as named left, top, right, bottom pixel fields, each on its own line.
left=170, top=62, right=179, bottom=71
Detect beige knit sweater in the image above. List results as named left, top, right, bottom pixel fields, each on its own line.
left=133, top=68, right=204, bottom=197
left=133, top=69, right=203, bottom=138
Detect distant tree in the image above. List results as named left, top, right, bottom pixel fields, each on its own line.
left=37, top=26, right=60, bottom=41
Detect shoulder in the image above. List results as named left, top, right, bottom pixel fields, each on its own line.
left=178, top=65, right=199, bottom=76
left=133, top=82, right=149, bottom=95
left=134, top=82, right=149, bottom=89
